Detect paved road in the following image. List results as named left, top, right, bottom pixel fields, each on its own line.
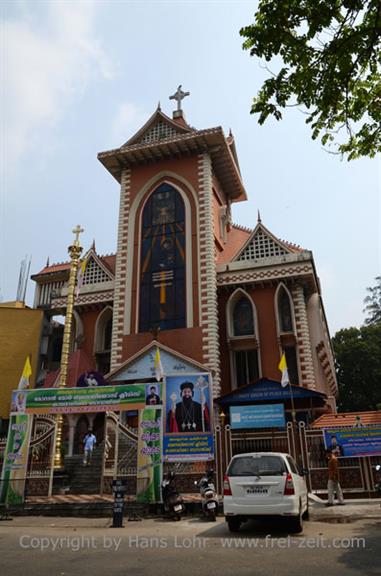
left=0, top=515, right=380, bottom=576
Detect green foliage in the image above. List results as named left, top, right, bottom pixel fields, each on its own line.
left=240, top=1, right=381, bottom=160
left=332, top=324, right=381, bottom=411
left=363, top=275, right=381, bottom=325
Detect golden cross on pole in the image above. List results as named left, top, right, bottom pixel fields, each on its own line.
left=72, top=225, right=84, bottom=246
left=54, top=225, right=84, bottom=469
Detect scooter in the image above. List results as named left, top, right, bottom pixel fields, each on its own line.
left=195, top=469, right=218, bottom=521
left=161, top=472, right=186, bottom=520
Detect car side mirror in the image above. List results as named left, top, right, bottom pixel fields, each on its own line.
left=300, top=468, right=309, bottom=476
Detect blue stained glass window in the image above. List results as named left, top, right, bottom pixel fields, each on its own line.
left=139, top=184, right=186, bottom=332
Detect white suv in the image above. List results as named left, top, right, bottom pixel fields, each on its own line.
left=223, top=452, right=309, bottom=533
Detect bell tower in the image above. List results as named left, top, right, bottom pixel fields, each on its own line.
left=98, top=88, right=246, bottom=396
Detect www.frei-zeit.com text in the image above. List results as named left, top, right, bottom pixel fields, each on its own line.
left=18, top=535, right=367, bottom=552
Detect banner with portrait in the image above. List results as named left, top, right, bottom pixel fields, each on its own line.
left=163, top=373, right=214, bottom=462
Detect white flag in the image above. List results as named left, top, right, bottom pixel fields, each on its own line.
left=278, top=353, right=289, bottom=388
left=154, top=347, right=164, bottom=382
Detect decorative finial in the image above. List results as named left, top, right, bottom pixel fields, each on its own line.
left=229, top=128, right=233, bottom=137
left=157, top=101, right=161, bottom=111
left=169, top=85, right=190, bottom=113
left=46, top=256, right=50, bottom=267
left=91, top=239, right=96, bottom=251
left=257, top=210, right=262, bottom=223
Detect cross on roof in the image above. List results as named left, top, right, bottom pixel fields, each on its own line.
left=169, top=85, right=190, bottom=112
left=72, top=225, right=84, bottom=245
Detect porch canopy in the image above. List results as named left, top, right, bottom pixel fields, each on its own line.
left=215, top=378, right=327, bottom=410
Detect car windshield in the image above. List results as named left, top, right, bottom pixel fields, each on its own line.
left=228, top=455, right=287, bottom=477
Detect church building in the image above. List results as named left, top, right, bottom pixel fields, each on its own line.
left=30, top=89, right=337, bottom=444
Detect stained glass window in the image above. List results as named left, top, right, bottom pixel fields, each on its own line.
left=233, top=296, right=254, bottom=336
left=278, top=287, right=293, bottom=332
left=139, top=183, right=186, bottom=332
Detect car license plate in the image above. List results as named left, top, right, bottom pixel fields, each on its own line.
left=174, top=504, right=182, bottom=512
left=207, top=502, right=216, bottom=509
left=246, top=487, right=268, bottom=495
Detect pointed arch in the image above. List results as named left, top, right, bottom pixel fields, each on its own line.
left=226, top=288, right=257, bottom=338
left=94, top=306, right=113, bottom=374
left=275, top=283, right=295, bottom=334
left=138, top=182, right=186, bottom=332
left=275, top=283, right=300, bottom=385
left=226, top=288, right=261, bottom=389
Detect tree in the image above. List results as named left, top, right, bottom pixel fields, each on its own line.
left=240, top=1, right=381, bottom=160
left=363, top=275, right=381, bottom=325
left=332, top=324, right=381, bottom=411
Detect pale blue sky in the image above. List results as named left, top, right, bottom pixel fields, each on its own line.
left=1, top=0, right=380, bottom=334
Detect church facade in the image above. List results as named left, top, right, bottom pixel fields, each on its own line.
left=31, top=94, right=337, bottom=434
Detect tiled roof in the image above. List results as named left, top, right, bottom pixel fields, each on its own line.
left=217, top=224, right=253, bottom=265
left=33, top=254, right=116, bottom=277
left=311, top=411, right=381, bottom=428
left=42, top=349, right=95, bottom=388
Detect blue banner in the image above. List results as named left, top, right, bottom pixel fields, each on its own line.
left=230, top=404, right=286, bottom=429
left=323, top=426, right=381, bottom=458
left=163, top=433, right=214, bottom=462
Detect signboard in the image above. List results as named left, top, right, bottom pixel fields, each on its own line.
left=137, top=407, right=162, bottom=503
left=0, top=413, right=32, bottom=505
left=10, top=385, right=149, bottom=415
left=323, top=426, right=381, bottom=458
left=163, top=373, right=214, bottom=462
left=230, top=404, right=286, bottom=429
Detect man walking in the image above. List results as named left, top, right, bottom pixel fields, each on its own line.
left=326, top=450, right=345, bottom=506
left=83, top=430, right=96, bottom=466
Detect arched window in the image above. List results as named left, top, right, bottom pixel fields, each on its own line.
left=227, top=291, right=260, bottom=388
left=95, top=307, right=113, bottom=375
left=278, top=287, right=293, bottom=332
left=139, top=183, right=186, bottom=332
left=233, top=296, right=255, bottom=336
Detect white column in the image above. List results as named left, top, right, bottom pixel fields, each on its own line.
left=66, top=414, right=78, bottom=457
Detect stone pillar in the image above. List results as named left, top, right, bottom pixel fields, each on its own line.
left=111, top=168, right=131, bottom=371
left=198, top=153, right=221, bottom=396
left=66, top=414, right=78, bottom=457
left=292, top=284, right=315, bottom=389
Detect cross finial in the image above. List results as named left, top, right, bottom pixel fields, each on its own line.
left=169, top=85, right=190, bottom=112
left=72, top=225, right=84, bottom=246
left=257, top=210, right=262, bottom=223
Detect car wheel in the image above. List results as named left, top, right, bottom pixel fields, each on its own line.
left=227, top=518, right=241, bottom=533
left=289, top=506, right=303, bottom=534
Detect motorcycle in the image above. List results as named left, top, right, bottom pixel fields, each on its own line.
left=195, top=469, right=219, bottom=521
left=161, top=471, right=185, bottom=520
left=375, top=464, right=381, bottom=493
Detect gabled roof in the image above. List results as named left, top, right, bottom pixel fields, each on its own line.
left=98, top=110, right=247, bottom=202
left=107, top=340, right=210, bottom=382
left=311, top=411, right=381, bottom=428
left=32, top=251, right=116, bottom=281
left=122, top=106, right=194, bottom=147
left=233, top=222, right=303, bottom=263
left=217, top=223, right=253, bottom=265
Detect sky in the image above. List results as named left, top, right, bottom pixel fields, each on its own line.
left=1, top=0, right=380, bottom=334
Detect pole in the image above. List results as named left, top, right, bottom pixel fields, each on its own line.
left=53, top=226, right=83, bottom=470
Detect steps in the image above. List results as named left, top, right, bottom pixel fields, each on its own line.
left=63, top=446, right=103, bottom=494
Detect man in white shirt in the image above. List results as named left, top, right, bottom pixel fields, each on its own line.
left=83, top=430, right=96, bottom=466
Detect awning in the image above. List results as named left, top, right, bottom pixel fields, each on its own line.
left=215, top=378, right=326, bottom=405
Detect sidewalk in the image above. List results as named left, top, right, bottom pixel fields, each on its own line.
left=308, top=494, right=381, bottom=520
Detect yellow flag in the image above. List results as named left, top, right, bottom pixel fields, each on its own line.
left=18, top=356, right=32, bottom=389
left=154, top=347, right=164, bottom=382
left=278, top=353, right=289, bottom=387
